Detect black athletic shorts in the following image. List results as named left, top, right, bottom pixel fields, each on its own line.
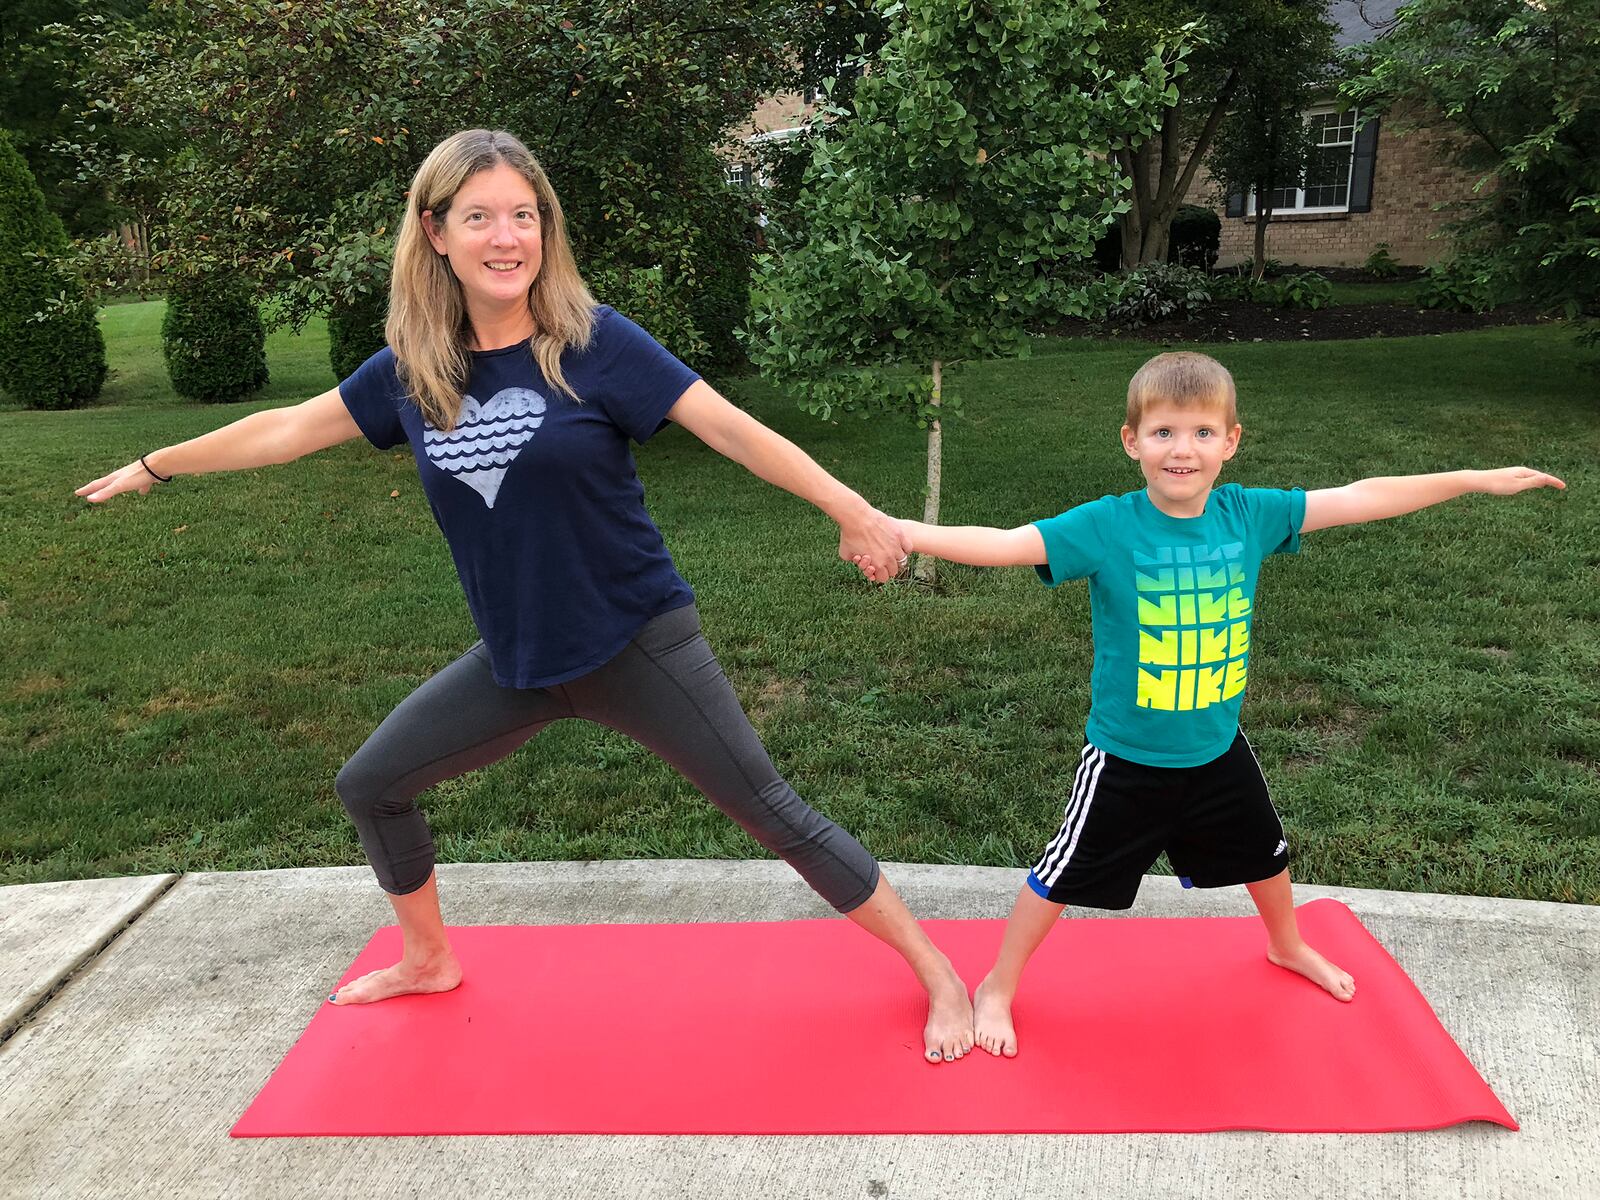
left=1026, top=731, right=1289, bottom=909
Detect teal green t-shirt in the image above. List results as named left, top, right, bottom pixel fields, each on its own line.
left=1033, top=483, right=1306, bottom=767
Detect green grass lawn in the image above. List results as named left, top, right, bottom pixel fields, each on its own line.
left=3, top=304, right=1596, bottom=903
left=1325, top=280, right=1422, bottom=306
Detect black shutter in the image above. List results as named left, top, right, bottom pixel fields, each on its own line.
left=1348, top=116, right=1380, bottom=213
left=1226, top=191, right=1245, bottom=218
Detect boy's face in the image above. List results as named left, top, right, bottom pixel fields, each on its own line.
left=1121, top=402, right=1241, bottom=517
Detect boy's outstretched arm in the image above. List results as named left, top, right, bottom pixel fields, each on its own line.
left=894, top=519, right=1048, bottom=567
left=1301, top=467, right=1565, bottom=533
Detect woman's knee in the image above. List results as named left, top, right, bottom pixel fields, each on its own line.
left=334, top=752, right=407, bottom=821
left=741, top=779, right=837, bottom=852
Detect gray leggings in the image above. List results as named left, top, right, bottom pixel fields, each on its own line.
left=335, top=604, right=881, bottom=912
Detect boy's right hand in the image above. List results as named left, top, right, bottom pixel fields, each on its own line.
left=848, top=517, right=917, bottom=578
left=1473, top=466, right=1566, bottom=496
left=76, top=460, right=161, bottom=504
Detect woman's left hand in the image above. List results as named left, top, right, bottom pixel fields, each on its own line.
left=839, top=508, right=911, bottom=583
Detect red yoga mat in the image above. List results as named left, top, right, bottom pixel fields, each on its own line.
left=232, top=898, right=1515, bottom=1136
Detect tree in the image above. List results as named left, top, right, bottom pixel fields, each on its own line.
left=749, top=0, right=896, bottom=241
left=1344, top=0, right=1600, bottom=337
left=68, top=0, right=796, bottom=370
left=793, top=0, right=893, bottom=112
left=1, top=0, right=151, bottom=235
left=746, top=0, right=1184, bottom=582
left=1100, top=0, right=1338, bottom=268
left=0, top=129, right=106, bottom=408
left=1208, top=5, right=1333, bottom=279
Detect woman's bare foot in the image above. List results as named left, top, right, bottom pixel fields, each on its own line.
left=922, top=960, right=975, bottom=1063
left=329, top=953, right=463, bottom=1005
left=972, top=975, right=1019, bottom=1057
left=1267, top=942, right=1356, bottom=1002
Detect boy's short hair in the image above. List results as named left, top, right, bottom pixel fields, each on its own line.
left=1126, top=351, right=1238, bottom=430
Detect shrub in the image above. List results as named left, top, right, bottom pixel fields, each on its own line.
left=1210, top=271, right=1270, bottom=303
left=1417, top=258, right=1496, bottom=313
left=1107, top=263, right=1213, bottom=328
left=1236, top=256, right=1285, bottom=279
left=328, top=288, right=388, bottom=381
left=1364, top=242, right=1401, bottom=279
left=1168, top=204, right=1221, bottom=271
left=161, top=273, right=268, bottom=403
left=1267, top=270, right=1333, bottom=310
left=0, top=131, right=106, bottom=409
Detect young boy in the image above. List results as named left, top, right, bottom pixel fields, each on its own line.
left=885, top=351, right=1564, bottom=1058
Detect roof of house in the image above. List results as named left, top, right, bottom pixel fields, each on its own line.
left=1327, top=0, right=1406, bottom=47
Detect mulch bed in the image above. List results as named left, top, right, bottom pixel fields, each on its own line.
left=1049, top=301, right=1549, bottom=344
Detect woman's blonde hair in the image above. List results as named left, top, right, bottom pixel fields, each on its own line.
left=388, top=129, right=595, bottom=430
left=1126, top=351, right=1239, bottom=431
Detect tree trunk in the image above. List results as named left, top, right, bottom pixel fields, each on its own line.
left=118, top=220, right=151, bottom=286
left=1119, top=71, right=1242, bottom=268
left=914, top=358, right=943, bottom=586
left=1252, top=164, right=1276, bottom=281
left=1116, top=143, right=1148, bottom=270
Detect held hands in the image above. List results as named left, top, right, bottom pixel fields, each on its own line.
left=1473, top=467, right=1566, bottom=496
left=76, top=460, right=164, bottom=504
left=839, top=507, right=912, bottom=583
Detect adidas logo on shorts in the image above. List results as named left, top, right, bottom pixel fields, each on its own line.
left=1273, top=838, right=1288, bottom=857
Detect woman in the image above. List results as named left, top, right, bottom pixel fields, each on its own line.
left=78, top=129, right=974, bottom=1063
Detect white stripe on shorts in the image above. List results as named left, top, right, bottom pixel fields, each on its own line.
left=1034, top=745, right=1107, bottom=887
left=1032, top=742, right=1095, bottom=880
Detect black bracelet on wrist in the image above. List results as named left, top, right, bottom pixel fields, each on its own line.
left=140, top=454, right=173, bottom=483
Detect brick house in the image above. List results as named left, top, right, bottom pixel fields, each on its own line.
left=731, top=1, right=1479, bottom=268
left=1200, top=0, right=1480, bottom=268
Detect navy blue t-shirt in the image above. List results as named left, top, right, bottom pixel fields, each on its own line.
left=339, top=306, right=700, bottom=688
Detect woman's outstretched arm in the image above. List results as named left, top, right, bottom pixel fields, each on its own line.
left=666, top=380, right=909, bottom=582
left=76, top=387, right=366, bottom=503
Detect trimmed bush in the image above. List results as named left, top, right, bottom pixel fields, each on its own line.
left=0, top=130, right=106, bottom=409
left=1168, top=204, right=1221, bottom=271
left=161, top=273, right=268, bottom=403
left=328, top=289, right=389, bottom=381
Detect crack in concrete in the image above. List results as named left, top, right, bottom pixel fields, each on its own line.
left=0, top=873, right=184, bottom=1049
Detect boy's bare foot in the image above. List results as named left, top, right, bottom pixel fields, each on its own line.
left=329, top=954, right=463, bottom=1005
left=922, top=961, right=976, bottom=1063
left=972, top=975, right=1019, bottom=1057
left=1267, top=942, right=1356, bottom=1002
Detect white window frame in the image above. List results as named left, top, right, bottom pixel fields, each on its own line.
left=731, top=126, right=805, bottom=190
left=746, top=126, right=803, bottom=147
left=1247, top=105, right=1360, bottom=216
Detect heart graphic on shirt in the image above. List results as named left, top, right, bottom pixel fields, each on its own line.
left=421, top=387, right=547, bottom=508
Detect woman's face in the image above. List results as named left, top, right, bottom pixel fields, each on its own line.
left=423, top=162, right=544, bottom=313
